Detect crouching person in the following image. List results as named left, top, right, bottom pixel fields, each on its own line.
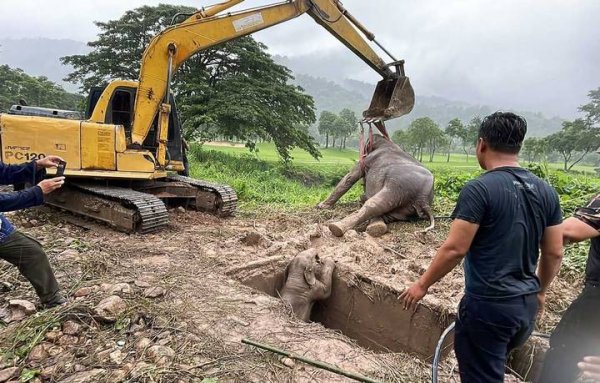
left=0, top=156, right=66, bottom=308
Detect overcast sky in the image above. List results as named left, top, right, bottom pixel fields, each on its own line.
left=0, top=0, right=598, bottom=118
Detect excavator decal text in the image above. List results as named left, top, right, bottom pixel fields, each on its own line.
left=4, top=146, right=46, bottom=161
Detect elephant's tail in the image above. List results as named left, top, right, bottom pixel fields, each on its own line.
left=417, top=205, right=435, bottom=233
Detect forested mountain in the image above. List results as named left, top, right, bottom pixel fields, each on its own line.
left=291, top=72, right=563, bottom=137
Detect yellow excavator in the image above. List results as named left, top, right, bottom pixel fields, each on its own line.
left=0, top=0, right=415, bottom=233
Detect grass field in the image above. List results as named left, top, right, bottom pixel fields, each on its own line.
left=201, top=141, right=598, bottom=174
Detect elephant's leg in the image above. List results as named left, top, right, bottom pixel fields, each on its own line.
left=329, top=187, right=397, bottom=237
left=318, top=164, right=363, bottom=209
left=366, top=217, right=388, bottom=237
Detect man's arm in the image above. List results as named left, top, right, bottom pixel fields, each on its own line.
left=0, top=156, right=63, bottom=186
left=563, top=217, right=600, bottom=243
left=400, top=219, right=479, bottom=311
left=536, top=225, right=563, bottom=315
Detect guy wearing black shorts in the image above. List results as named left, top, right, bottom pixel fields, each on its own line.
left=401, top=112, right=564, bottom=382
left=539, top=195, right=600, bottom=382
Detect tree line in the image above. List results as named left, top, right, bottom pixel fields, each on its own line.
left=0, top=65, right=82, bottom=112
left=317, top=109, right=358, bottom=149
left=382, top=88, right=600, bottom=171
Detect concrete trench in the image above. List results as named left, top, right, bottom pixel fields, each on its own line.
left=229, top=258, right=549, bottom=382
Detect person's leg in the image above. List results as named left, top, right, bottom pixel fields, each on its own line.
left=0, top=231, right=63, bottom=306
left=454, top=295, right=520, bottom=383
left=507, top=293, right=539, bottom=352
left=538, top=287, right=600, bottom=383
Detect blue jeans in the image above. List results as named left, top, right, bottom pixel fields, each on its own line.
left=454, top=293, right=538, bottom=383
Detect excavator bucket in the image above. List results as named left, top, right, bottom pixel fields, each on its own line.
left=363, top=60, right=415, bottom=121
left=364, top=75, right=415, bottom=120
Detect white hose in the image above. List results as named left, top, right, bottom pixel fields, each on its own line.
left=432, top=321, right=456, bottom=383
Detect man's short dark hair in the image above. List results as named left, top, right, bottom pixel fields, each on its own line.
left=479, top=112, right=527, bottom=154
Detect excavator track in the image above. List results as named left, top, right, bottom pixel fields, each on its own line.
left=45, top=182, right=169, bottom=233
left=166, top=175, right=237, bottom=217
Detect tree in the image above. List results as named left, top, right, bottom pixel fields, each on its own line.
left=0, top=65, right=82, bottom=112
left=318, top=111, right=337, bottom=149
left=547, top=119, right=600, bottom=171
left=445, top=118, right=466, bottom=162
left=337, top=108, right=357, bottom=149
left=580, top=87, right=600, bottom=127
left=464, top=116, right=482, bottom=161
left=406, top=117, right=441, bottom=162
left=522, top=137, right=549, bottom=163
left=61, top=4, right=319, bottom=162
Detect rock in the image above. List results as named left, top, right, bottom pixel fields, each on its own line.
left=109, top=350, right=125, bottom=365
left=72, top=287, right=92, bottom=298
left=28, top=344, right=49, bottom=363
left=108, top=283, right=133, bottom=295
left=59, top=369, right=105, bottom=383
left=96, top=349, right=112, bottom=363
left=58, top=335, right=79, bottom=346
left=94, top=295, right=126, bottom=322
left=146, top=345, right=175, bottom=366
left=116, top=340, right=125, bottom=347
left=45, top=331, right=62, bottom=343
left=46, top=346, right=65, bottom=357
left=62, top=321, right=81, bottom=336
left=176, top=206, right=186, bottom=213
left=134, top=280, right=151, bottom=288
left=0, top=367, right=18, bottom=382
left=40, top=365, right=57, bottom=379
left=8, top=299, right=36, bottom=321
left=280, top=357, right=295, bottom=368
left=143, top=287, right=165, bottom=299
left=135, top=338, right=152, bottom=353
left=240, top=231, right=264, bottom=246
left=58, top=249, right=80, bottom=260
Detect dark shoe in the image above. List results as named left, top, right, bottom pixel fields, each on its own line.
left=41, top=294, right=67, bottom=309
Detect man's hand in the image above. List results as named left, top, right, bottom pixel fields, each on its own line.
left=578, top=356, right=600, bottom=379
left=537, top=292, right=546, bottom=318
left=36, top=155, right=64, bottom=170
left=400, top=281, right=428, bottom=312
left=37, top=177, right=65, bottom=195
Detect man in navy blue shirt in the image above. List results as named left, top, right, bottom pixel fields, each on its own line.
left=401, top=112, right=564, bottom=382
left=0, top=156, right=66, bottom=308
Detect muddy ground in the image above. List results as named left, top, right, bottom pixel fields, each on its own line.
left=0, top=203, right=582, bottom=383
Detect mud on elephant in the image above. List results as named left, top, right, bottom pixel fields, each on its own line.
left=318, top=134, right=434, bottom=237
left=280, top=248, right=335, bottom=322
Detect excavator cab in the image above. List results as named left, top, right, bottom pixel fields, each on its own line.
left=363, top=60, right=414, bottom=120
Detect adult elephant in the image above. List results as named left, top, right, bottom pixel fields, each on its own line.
left=318, top=134, right=434, bottom=237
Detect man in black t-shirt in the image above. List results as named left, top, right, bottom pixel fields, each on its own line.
left=539, top=195, right=600, bottom=382
left=401, top=112, right=563, bottom=383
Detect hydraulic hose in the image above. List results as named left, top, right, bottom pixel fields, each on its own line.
left=432, top=321, right=456, bottom=383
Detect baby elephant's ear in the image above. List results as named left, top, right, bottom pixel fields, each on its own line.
left=304, top=266, right=316, bottom=287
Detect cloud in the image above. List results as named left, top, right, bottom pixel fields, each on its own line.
left=0, top=0, right=598, bottom=118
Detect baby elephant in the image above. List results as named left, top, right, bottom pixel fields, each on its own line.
left=318, top=134, right=434, bottom=237
left=280, top=249, right=335, bottom=322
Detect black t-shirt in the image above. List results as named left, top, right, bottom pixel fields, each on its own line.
left=572, top=195, right=600, bottom=284
left=451, top=167, right=562, bottom=298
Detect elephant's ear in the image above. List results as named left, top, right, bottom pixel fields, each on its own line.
left=304, top=266, right=316, bottom=287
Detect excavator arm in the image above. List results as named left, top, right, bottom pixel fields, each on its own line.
left=130, top=0, right=414, bottom=147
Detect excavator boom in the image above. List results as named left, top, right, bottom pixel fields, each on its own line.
left=130, top=0, right=414, bottom=146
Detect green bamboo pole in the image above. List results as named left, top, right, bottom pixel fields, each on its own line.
left=242, top=338, right=383, bottom=383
